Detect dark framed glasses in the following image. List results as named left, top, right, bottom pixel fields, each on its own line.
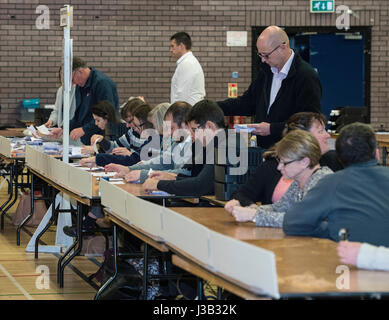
left=257, top=42, right=285, bottom=59
left=276, top=156, right=300, bottom=167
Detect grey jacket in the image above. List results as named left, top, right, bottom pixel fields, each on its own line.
left=283, top=160, right=389, bottom=247
left=253, top=166, right=333, bottom=228
left=129, top=136, right=192, bottom=183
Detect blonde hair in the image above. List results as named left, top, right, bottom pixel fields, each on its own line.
left=275, top=130, right=321, bottom=169
left=148, top=102, right=170, bottom=134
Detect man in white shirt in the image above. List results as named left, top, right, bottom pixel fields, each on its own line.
left=170, top=32, right=206, bottom=106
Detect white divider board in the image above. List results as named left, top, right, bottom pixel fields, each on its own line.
left=25, top=145, right=37, bottom=168
left=125, top=192, right=164, bottom=240
left=209, top=231, right=279, bottom=299
left=0, top=136, right=12, bottom=158
left=161, top=207, right=211, bottom=266
left=50, top=157, right=70, bottom=186
left=68, top=164, right=93, bottom=198
left=100, top=178, right=127, bottom=219
left=36, top=150, right=51, bottom=176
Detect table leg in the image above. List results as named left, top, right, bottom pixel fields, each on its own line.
left=34, top=187, right=58, bottom=259
left=143, top=242, right=149, bottom=299
left=94, top=224, right=117, bottom=300
left=58, top=201, right=84, bottom=288
left=0, top=163, right=14, bottom=231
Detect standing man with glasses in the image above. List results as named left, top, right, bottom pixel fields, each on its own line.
left=170, top=32, right=206, bottom=106
left=218, top=25, right=322, bottom=149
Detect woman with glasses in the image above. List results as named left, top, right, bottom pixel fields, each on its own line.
left=92, top=103, right=156, bottom=166
left=228, top=129, right=333, bottom=227
left=79, top=98, right=146, bottom=167
left=225, top=112, right=343, bottom=214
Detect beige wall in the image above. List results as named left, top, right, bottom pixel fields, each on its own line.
left=0, top=1, right=387, bottom=128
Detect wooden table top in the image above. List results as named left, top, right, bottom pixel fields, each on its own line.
left=0, top=128, right=26, bottom=137
left=28, top=167, right=98, bottom=206
left=169, top=207, right=389, bottom=298
left=170, top=207, right=286, bottom=240
left=246, top=237, right=389, bottom=297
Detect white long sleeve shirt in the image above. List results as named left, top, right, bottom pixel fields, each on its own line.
left=357, top=243, right=389, bottom=271
left=170, top=51, right=205, bottom=106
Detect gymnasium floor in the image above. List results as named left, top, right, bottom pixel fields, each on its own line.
left=0, top=181, right=101, bottom=300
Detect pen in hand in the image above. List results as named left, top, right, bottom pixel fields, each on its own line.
left=338, top=228, right=349, bottom=241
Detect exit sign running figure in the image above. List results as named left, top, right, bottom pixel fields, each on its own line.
left=310, top=0, right=335, bottom=13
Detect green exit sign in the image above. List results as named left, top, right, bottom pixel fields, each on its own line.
left=310, top=0, right=335, bottom=13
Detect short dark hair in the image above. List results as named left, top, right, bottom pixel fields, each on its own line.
left=284, top=112, right=327, bottom=135
left=187, top=99, right=225, bottom=129
left=336, top=122, right=377, bottom=167
left=170, top=32, right=192, bottom=50
left=91, top=101, right=119, bottom=123
left=164, top=101, right=192, bottom=127
left=132, top=103, right=154, bottom=129
left=72, top=57, right=87, bottom=71
left=120, top=98, right=145, bottom=119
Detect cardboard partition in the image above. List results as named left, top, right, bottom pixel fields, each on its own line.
left=36, top=151, right=51, bottom=176
left=25, top=145, right=37, bottom=168
left=209, top=231, right=279, bottom=299
left=126, top=193, right=164, bottom=240
left=0, top=136, right=12, bottom=158
left=100, top=178, right=127, bottom=220
left=50, top=157, right=70, bottom=186
left=162, top=207, right=210, bottom=266
left=68, top=165, right=93, bottom=198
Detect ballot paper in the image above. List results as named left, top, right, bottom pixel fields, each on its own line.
left=109, top=181, right=125, bottom=185
left=91, top=172, right=117, bottom=177
left=27, top=125, right=40, bottom=138
left=149, top=190, right=171, bottom=196
left=234, top=124, right=255, bottom=133
left=93, top=136, right=102, bottom=154
left=70, top=146, right=82, bottom=156
left=37, top=125, right=52, bottom=135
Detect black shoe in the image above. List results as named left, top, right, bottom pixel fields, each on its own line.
left=63, top=215, right=97, bottom=237
left=63, top=225, right=77, bottom=237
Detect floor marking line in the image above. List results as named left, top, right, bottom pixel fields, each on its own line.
left=0, top=264, right=34, bottom=300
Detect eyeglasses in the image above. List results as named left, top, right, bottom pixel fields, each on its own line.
left=276, top=156, right=300, bottom=167
left=190, top=124, right=205, bottom=132
left=257, top=42, right=285, bottom=59
left=133, top=121, right=146, bottom=130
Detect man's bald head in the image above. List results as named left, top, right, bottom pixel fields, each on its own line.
left=256, top=26, right=292, bottom=71
left=258, top=26, right=289, bottom=48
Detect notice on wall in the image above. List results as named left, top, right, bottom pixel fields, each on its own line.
left=226, top=31, right=248, bottom=47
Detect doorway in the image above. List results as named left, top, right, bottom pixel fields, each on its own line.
left=252, top=26, right=371, bottom=122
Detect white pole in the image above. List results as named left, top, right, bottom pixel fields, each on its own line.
left=62, top=5, right=72, bottom=163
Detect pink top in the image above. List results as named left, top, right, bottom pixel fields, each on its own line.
left=272, top=177, right=293, bottom=203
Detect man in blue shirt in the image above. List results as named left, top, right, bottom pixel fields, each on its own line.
left=283, top=122, right=389, bottom=247
left=51, top=57, right=119, bottom=145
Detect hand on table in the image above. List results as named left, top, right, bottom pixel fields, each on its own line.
left=231, top=206, right=257, bottom=223
left=337, top=241, right=362, bottom=266
left=112, top=147, right=132, bottom=156
left=104, top=163, right=130, bottom=178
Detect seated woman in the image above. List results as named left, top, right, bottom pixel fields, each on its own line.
left=95, top=103, right=155, bottom=167
left=338, top=241, right=389, bottom=271
left=81, top=100, right=125, bottom=154
left=94, top=97, right=146, bottom=155
left=229, top=129, right=333, bottom=228
left=225, top=112, right=343, bottom=211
